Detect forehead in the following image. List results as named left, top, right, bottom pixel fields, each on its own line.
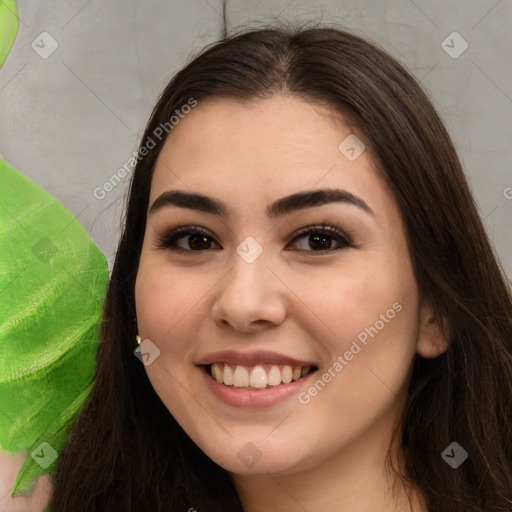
left=149, top=95, right=392, bottom=218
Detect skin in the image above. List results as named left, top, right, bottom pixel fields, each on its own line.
left=0, top=448, right=53, bottom=512
left=135, top=95, right=447, bottom=511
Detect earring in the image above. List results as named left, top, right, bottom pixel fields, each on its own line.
left=136, top=335, right=142, bottom=345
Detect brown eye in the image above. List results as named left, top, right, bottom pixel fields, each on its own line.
left=155, top=226, right=220, bottom=252
left=288, top=224, right=353, bottom=255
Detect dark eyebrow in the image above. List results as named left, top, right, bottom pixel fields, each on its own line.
left=149, top=188, right=374, bottom=218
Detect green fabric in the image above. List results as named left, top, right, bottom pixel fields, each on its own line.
left=0, top=158, right=108, bottom=498
left=0, top=0, right=18, bottom=67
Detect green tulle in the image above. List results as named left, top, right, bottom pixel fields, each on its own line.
left=0, top=158, right=108, bottom=500
left=0, top=0, right=19, bottom=67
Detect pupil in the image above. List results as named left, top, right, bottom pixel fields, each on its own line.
left=189, top=234, right=210, bottom=250
left=310, top=234, right=331, bottom=250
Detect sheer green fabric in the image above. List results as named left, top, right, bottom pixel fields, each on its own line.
left=0, top=0, right=19, bottom=67
left=0, top=159, right=108, bottom=498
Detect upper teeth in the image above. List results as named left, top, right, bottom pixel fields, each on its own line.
left=210, top=363, right=312, bottom=389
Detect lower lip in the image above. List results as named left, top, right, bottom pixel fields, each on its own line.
left=200, top=366, right=316, bottom=408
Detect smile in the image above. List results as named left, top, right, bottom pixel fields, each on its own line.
left=208, top=363, right=317, bottom=390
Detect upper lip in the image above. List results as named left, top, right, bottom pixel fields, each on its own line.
left=198, top=350, right=317, bottom=367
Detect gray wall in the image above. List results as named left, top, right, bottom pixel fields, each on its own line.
left=1, top=0, right=510, bottom=276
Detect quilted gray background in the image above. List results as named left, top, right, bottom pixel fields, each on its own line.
left=0, top=0, right=510, bottom=276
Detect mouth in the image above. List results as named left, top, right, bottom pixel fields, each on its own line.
left=206, top=363, right=318, bottom=390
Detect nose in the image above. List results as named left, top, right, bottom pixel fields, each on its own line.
left=210, top=250, right=287, bottom=333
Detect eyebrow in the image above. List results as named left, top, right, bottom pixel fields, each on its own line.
left=149, top=188, right=374, bottom=219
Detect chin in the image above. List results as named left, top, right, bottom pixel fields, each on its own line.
left=195, top=435, right=318, bottom=477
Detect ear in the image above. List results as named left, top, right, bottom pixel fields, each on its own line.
left=416, top=302, right=449, bottom=358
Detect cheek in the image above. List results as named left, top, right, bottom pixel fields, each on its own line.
left=134, top=255, right=213, bottom=363
left=297, top=270, right=419, bottom=439
left=135, top=257, right=185, bottom=343
left=309, top=260, right=406, bottom=336
left=134, top=259, right=203, bottom=411
left=304, top=254, right=420, bottom=384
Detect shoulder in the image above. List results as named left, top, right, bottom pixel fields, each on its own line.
left=0, top=449, right=53, bottom=512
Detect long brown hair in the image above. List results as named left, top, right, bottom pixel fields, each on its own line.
left=50, top=25, right=512, bottom=511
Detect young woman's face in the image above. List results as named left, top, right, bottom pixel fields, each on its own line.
left=135, top=95, right=442, bottom=477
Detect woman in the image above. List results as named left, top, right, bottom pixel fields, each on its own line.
left=49, top=25, right=512, bottom=511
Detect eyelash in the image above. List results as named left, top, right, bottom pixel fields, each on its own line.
left=154, top=222, right=354, bottom=256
